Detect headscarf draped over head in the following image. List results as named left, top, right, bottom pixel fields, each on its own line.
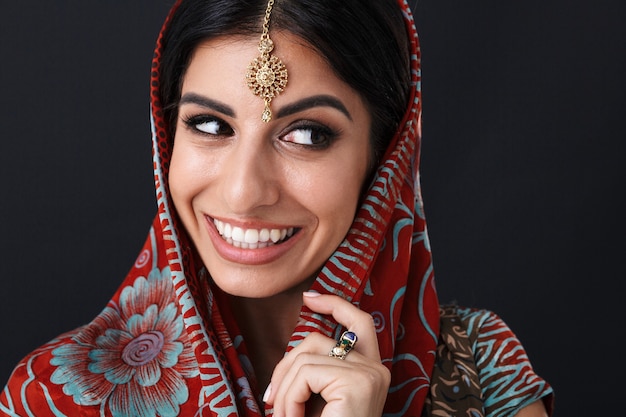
left=1, top=0, right=439, bottom=416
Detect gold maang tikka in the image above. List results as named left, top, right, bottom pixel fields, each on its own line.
left=246, top=0, right=288, bottom=123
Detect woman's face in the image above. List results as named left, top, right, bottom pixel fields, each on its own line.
left=169, top=33, right=371, bottom=298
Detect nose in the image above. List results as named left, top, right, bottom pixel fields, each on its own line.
left=220, top=133, right=280, bottom=214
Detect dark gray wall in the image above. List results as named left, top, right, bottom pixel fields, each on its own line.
left=1, top=1, right=624, bottom=415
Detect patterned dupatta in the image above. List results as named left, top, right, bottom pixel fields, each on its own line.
left=1, top=1, right=439, bottom=416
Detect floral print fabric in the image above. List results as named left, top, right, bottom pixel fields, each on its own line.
left=49, top=266, right=199, bottom=416
left=0, top=228, right=205, bottom=416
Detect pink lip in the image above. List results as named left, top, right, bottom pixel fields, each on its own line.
left=204, top=216, right=302, bottom=265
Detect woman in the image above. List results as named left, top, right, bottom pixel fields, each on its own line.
left=0, top=0, right=553, bottom=416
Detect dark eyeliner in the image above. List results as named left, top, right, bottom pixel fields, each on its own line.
left=282, top=121, right=339, bottom=150
left=182, top=114, right=232, bottom=136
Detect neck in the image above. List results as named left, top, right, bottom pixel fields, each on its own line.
left=228, top=279, right=312, bottom=390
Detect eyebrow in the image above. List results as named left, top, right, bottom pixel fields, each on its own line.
left=178, top=92, right=352, bottom=121
left=178, top=93, right=235, bottom=118
left=276, top=95, right=352, bottom=121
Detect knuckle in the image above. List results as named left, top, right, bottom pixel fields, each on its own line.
left=292, top=350, right=314, bottom=366
left=356, top=363, right=390, bottom=391
left=379, top=363, right=392, bottom=386
left=364, top=312, right=376, bottom=329
left=307, top=332, right=328, bottom=344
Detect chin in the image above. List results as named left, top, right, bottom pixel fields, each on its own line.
left=210, top=269, right=315, bottom=299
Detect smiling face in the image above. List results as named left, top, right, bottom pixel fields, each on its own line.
left=169, top=33, right=371, bottom=298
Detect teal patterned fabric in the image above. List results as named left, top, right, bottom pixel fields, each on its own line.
left=422, top=305, right=554, bottom=417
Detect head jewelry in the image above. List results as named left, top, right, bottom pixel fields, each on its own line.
left=245, top=0, right=288, bottom=122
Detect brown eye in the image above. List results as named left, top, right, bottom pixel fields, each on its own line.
left=184, top=115, right=233, bottom=136
left=281, top=123, right=337, bottom=149
left=283, top=128, right=317, bottom=145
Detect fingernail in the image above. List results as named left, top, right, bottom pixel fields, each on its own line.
left=262, top=382, right=271, bottom=403
left=303, top=291, right=321, bottom=297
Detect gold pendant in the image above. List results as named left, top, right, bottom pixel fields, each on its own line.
left=246, top=38, right=288, bottom=123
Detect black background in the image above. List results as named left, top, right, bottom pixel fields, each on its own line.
left=1, top=1, right=625, bottom=415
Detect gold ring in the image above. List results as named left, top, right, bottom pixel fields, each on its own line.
left=329, top=331, right=358, bottom=360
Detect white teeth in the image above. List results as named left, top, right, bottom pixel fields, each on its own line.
left=213, top=219, right=295, bottom=249
left=244, top=229, right=259, bottom=244
left=269, top=229, right=282, bottom=243
left=232, top=227, right=245, bottom=242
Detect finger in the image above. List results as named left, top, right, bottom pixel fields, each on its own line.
left=278, top=361, right=389, bottom=417
left=267, top=333, right=372, bottom=406
left=266, top=332, right=340, bottom=404
left=302, top=292, right=380, bottom=360
left=271, top=352, right=353, bottom=416
left=267, top=293, right=381, bottom=406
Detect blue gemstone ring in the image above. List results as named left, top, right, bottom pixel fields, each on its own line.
left=329, top=331, right=358, bottom=360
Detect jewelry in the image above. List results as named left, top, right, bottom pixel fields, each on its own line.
left=329, top=331, right=358, bottom=360
left=245, top=0, right=288, bottom=123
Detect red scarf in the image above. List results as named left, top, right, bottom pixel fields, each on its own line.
left=1, top=1, right=438, bottom=416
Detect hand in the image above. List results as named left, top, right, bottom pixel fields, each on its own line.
left=264, top=292, right=391, bottom=417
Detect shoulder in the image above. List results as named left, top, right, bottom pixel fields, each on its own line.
left=439, top=304, right=554, bottom=416
left=2, top=280, right=202, bottom=417
left=1, top=328, right=83, bottom=417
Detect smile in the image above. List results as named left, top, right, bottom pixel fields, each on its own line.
left=213, top=218, right=296, bottom=249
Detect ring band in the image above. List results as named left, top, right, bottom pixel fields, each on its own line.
left=329, top=331, right=358, bottom=360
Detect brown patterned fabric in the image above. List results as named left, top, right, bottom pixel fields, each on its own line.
left=422, top=306, right=553, bottom=417
left=422, top=306, right=485, bottom=417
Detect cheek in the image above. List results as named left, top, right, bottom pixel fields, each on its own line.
left=301, top=161, right=367, bottom=232
left=168, top=145, right=191, bottom=208
left=168, top=142, right=210, bottom=214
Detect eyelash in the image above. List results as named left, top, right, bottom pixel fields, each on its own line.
left=181, top=114, right=339, bottom=150
left=182, top=114, right=233, bottom=137
left=282, top=121, right=339, bottom=150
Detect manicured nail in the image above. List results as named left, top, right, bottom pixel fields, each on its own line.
left=262, top=382, right=272, bottom=403
left=303, top=291, right=321, bottom=297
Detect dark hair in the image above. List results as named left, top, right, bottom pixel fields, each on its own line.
left=160, top=0, right=410, bottom=164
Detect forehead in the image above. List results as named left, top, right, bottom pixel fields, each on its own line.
left=181, top=33, right=365, bottom=110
